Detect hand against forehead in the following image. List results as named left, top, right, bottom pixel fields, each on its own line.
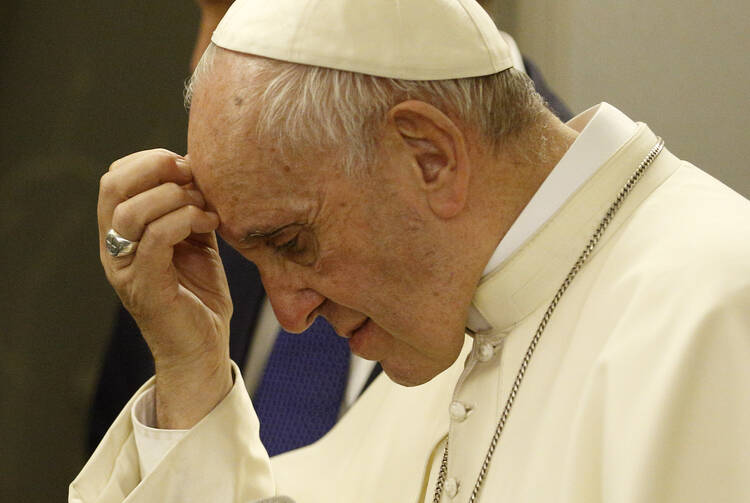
left=97, top=148, right=232, bottom=428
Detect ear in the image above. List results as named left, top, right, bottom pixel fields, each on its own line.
left=388, top=100, right=470, bottom=219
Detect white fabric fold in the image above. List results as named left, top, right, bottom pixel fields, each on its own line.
left=131, top=387, right=188, bottom=478
left=466, top=102, right=637, bottom=331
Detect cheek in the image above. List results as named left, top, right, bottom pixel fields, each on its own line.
left=315, top=191, right=439, bottom=315
left=317, top=248, right=389, bottom=302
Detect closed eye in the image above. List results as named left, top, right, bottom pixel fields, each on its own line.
left=275, top=235, right=300, bottom=254
left=267, top=227, right=317, bottom=266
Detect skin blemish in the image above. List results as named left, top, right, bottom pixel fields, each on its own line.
left=233, top=96, right=243, bottom=107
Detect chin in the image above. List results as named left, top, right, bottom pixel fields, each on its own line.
left=380, top=355, right=455, bottom=387
left=366, top=320, right=466, bottom=386
left=382, top=367, right=434, bottom=387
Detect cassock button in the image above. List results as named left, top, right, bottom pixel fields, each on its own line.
left=449, top=401, right=468, bottom=422
left=445, top=477, right=459, bottom=498
left=476, top=342, right=495, bottom=362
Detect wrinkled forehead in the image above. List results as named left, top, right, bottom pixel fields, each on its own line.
left=188, top=51, right=258, bottom=151
left=186, top=69, right=327, bottom=248
left=186, top=49, right=348, bottom=241
left=187, top=53, right=270, bottom=186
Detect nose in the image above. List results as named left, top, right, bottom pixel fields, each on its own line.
left=260, top=267, right=325, bottom=333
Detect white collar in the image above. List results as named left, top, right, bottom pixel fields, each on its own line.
left=467, top=103, right=638, bottom=331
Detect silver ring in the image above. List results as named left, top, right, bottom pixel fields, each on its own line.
left=105, top=228, right=139, bottom=257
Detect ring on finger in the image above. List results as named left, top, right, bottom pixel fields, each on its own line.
left=105, top=228, right=139, bottom=257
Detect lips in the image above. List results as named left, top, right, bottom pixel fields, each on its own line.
left=345, top=317, right=369, bottom=339
left=348, top=318, right=377, bottom=358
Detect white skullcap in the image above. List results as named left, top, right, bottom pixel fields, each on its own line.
left=211, top=0, right=514, bottom=80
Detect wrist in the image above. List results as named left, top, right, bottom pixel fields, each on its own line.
left=154, top=353, right=233, bottom=429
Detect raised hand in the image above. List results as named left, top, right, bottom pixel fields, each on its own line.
left=98, top=148, right=233, bottom=428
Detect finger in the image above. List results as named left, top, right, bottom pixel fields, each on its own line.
left=111, top=183, right=206, bottom=241
left=130, top=205, right=220, bottom=276
left=98, top=150, right=192, bottom=236
left=108, top=148, right=179, bottom=172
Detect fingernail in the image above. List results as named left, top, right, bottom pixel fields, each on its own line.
left=188, top=189, right=206, bottom=206
left=175, top=158, right=191, bottom=176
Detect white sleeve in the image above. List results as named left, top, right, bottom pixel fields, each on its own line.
left=70, top=360, right=279, bottom=502
left=131, top=387, right=188, bottom=478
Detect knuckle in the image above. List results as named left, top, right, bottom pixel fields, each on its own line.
left=136, top=150, right=175, bottom=179
left=154, top=150, right=177, bottom=168
left=99, top=172, right=114, bottom=193
left=163, top=182, right=182, bottom=198
left=142, top=221, right=167, bottom=245
left=108, top=154, right=132, bottom=172
left=152, top=147, right=173, bottom=157
left=99, top=172, right=126, bottom=200
left=184, top=204, right=203, bottom=220
left=112, top=203, right=136, bottom=228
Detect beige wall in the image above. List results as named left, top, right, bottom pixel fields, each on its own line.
left=490, top=0, right=750, bottom=197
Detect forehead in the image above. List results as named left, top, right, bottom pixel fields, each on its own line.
left=186, top=52, right=327, bottom=245
left=187, top=50, right=261, bottom=169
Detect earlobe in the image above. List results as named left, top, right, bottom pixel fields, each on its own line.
left=427, top=158, right=469, bottom=219
left=390, top=101, right=470, bottom=219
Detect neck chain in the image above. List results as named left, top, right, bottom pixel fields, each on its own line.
left=433, top=138, right=665, bottom=503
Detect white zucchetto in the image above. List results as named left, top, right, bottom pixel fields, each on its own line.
left=211, top=0, right=513, bottom=80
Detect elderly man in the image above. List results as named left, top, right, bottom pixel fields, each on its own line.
left=72, top=0, right=750, bottom=502
left=87, top=0, right=572, bottom=457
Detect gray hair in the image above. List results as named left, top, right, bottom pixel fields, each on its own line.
left=185, top=43, right=547, bottom=175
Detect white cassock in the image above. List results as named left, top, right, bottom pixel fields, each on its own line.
left=70, top=103, right=750, bottom=503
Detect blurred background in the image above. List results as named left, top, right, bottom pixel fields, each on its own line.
left=0, top=0, right=747, bottom=500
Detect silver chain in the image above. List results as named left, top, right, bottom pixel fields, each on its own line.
left=433, top=138, right=665, bottom=503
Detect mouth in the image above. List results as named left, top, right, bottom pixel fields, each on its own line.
left=347, top=318, right=379, bottom=359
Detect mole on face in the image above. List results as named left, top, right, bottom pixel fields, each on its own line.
left=233, top=96, right=243, bottom=107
